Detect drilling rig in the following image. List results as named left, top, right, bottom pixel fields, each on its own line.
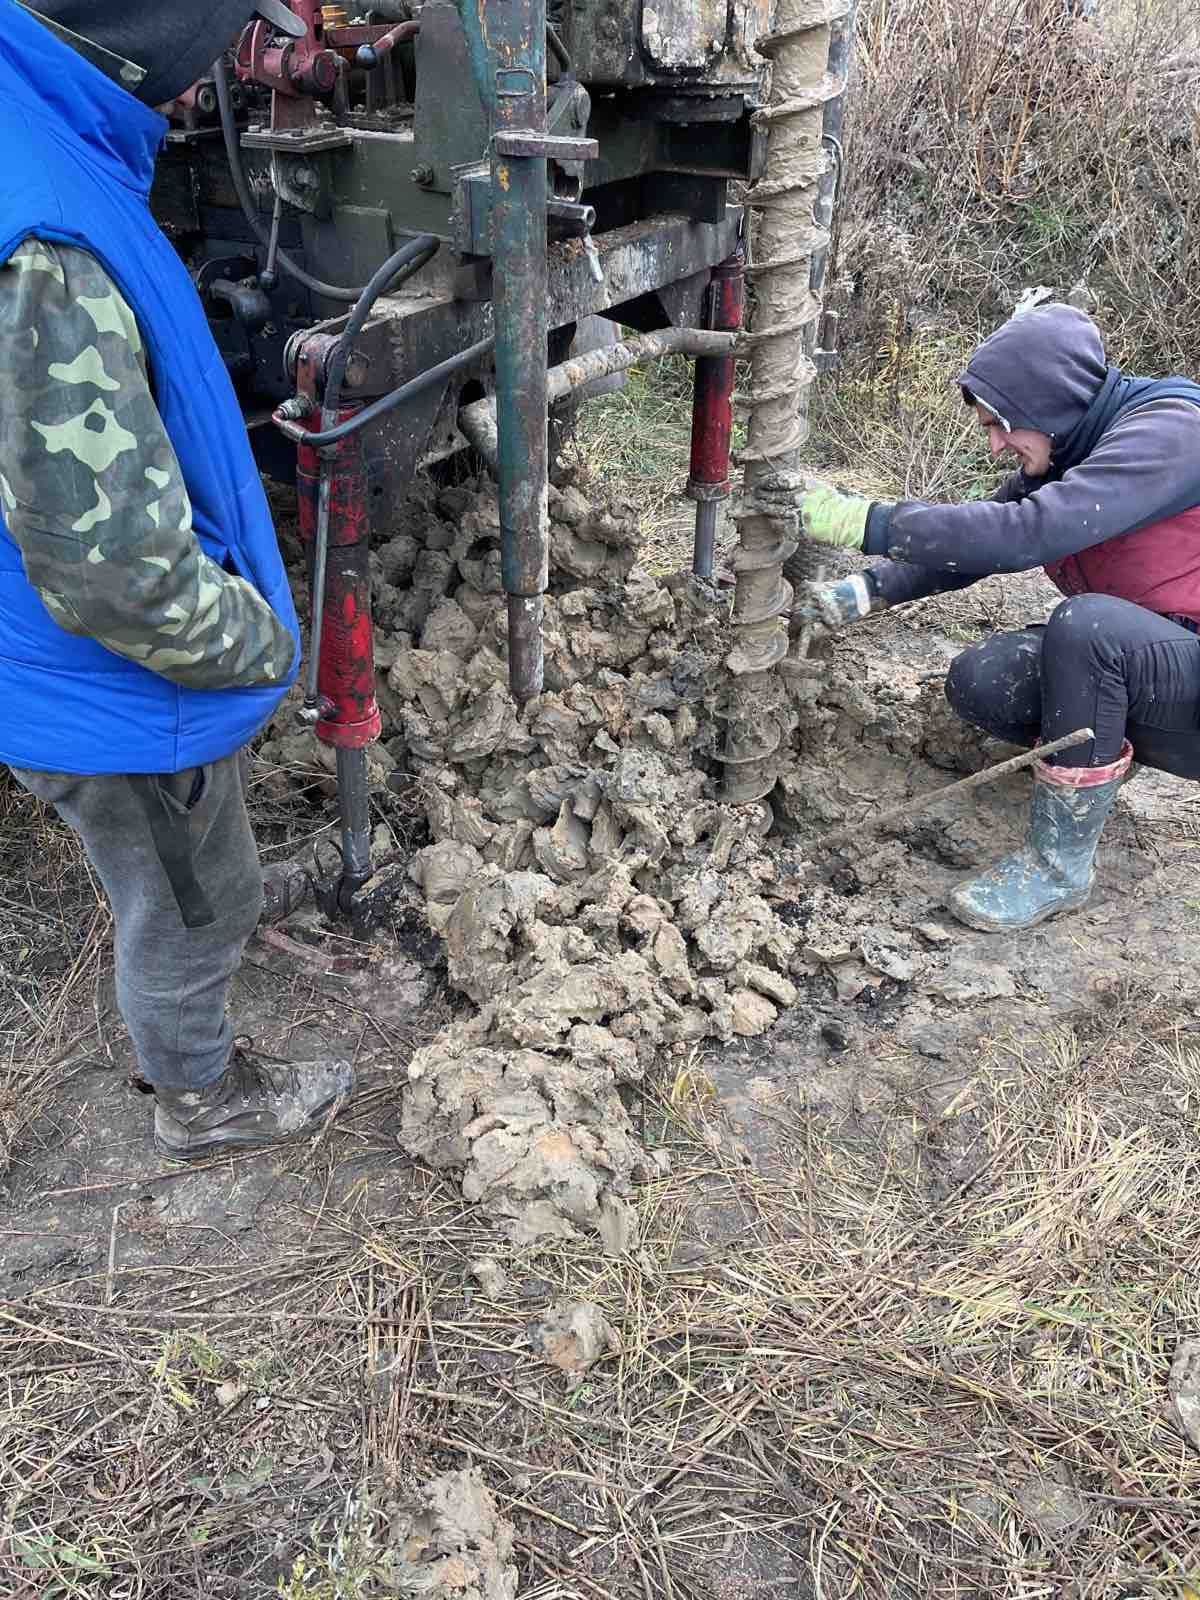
left=152, top=0, right=851, bottom=913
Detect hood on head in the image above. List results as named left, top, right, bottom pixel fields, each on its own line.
left=958, top=304, right=1108, bottom=441
left=28, top=0, right=304, bottom=106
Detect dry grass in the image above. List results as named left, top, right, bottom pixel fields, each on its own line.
left=0, top=771, right=113, bottom=1174
left=836, top=0, right=1200, bottom=374
left=7, top=9, right=1200, bottom=1584
left=571, top=357, right=703, bottom=574
left=807, top=330, right=1002, bottom=504
left=2, top=979, right=1198, bottom=1596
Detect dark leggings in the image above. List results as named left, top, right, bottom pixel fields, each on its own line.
left=945, top=594, right=1200, bottom=775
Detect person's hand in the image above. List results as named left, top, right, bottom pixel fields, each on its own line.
left=792, top=574, right=879, bottom=632
left=799, top=483, right=871, bottom=550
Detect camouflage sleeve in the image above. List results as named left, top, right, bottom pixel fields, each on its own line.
left=0, top=238, right=296, bottom=690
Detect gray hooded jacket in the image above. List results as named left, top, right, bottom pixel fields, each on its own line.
left=864, top=305, right=1200, bottom=607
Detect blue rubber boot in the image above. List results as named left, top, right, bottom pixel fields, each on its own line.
left=947, top=740, right=1133, bottom=933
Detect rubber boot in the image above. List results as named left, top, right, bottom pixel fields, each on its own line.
left=154, top=1044, right=354, bottom=1161
left=947, top=740, right=1133, bottom=933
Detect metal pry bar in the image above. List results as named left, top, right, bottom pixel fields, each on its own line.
left=817, top=728, right=1096, bottom=853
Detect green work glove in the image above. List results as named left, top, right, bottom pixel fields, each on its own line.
left=799, top=483, right=871, bottom=550
left=792, top=574, right=881, bottom=632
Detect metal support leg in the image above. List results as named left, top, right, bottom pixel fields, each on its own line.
left=687, top=252, right=745, bottom=582
left=334, top=746, right=372, bottom=910
left=692, top=502, right=721, bottom=583
left=488, top=0, right=549, bottom=704
left=296, top=402, right=382, bottom=910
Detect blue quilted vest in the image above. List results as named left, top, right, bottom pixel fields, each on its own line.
left=0, top=1, right=299, bottom=774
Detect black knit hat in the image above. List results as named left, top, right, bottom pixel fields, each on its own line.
left=31, top=0, right=305, bottom=106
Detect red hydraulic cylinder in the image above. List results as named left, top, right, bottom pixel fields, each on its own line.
left=687, top=251, right=745, bottom=581
left=295, top=409, right=382, bottom=751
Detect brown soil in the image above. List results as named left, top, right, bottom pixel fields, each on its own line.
left=2, top=532, right=1198, bottom=1596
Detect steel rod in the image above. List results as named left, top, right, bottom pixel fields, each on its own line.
left=692, top=501, right=720, bottom=582
left=469, top=0, right=550, bottom=705
left=688, top=254, right=744, bottom=582
left=335, top=746, right=372, bottom=906
left=808, top=2, right=857, bottom=324
left=817, top=727, right=1095, bottom=853
left=457, top=327, right=739, bottom=471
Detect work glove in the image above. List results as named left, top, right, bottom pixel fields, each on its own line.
left=799, top=483, right=872, bottom=550
left=792, top=574, right=881, bottom=632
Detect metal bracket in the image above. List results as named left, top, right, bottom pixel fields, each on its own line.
left=241, top=126, right=354, bottom=153
left=492, top=131, right=598, bottom=161
left=453, top=169, right=598, bottom=258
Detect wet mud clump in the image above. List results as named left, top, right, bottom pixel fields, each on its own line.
left=381, top=1469, right=517, bottom=1598
left=260, top=476, right=990, bottom=1248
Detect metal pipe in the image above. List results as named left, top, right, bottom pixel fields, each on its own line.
left=458, top=326, right=740, bottom=469
left=546, top=23, right=571, bottom=74
left=305, top=465, right=334, bottom=716
left=458, top=0, right=550, bottom=704
left=808, top=4, right=857, bottom=320
left=355, top=18, right=419, bottom=66
left=687, top=253, right=745, bottom=581
left=335, top=746, right=373, bottom=906
left=692, top=502, right=720, bottom=583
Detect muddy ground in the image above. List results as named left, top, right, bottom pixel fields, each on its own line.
left=1, top=533, right=1199, bottom=1596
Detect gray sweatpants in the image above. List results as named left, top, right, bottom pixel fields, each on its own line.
left=9, top=754, right=262, bottom=1091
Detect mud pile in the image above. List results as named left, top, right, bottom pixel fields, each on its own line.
left=260, top=476, right=977, bottom=1249
left=374, top=1469, right=517, bottom=1597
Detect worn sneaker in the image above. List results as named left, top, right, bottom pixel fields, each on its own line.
left=153, top=1045, right=354, bottom=1161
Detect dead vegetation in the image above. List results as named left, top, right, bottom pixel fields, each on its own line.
left=836, top=0, right=1200, bottom=373
left=4, top=4, right=1200, bottom=1594
left=0, top=776, right=112, bottom=1175
left=2, top=981, right=1199, bottom=1595
left=573, top=360, right=721, bottom=576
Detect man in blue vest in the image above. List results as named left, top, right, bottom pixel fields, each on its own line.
left=0, top=0, right=355, bottom=1158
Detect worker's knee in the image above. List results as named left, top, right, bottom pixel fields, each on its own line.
left=1045, top=593, right=1116, bottom=656
left=945, top=629, right=1043, bottom=742
left=945, top=641, right=1000, bottom=723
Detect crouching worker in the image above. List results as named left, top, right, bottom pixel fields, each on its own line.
left=792, top=303, right=1200, bottom=933
left=0, top=1, right=354, bottom=1155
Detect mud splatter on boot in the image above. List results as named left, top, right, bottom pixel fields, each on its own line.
left=947, top=741, right=1133, bottom=933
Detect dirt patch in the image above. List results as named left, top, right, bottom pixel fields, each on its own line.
left=5, top=484, right=1200, bottom=1595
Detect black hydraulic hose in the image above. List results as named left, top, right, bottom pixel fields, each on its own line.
left=320, top=235, right=440, bottom=431
left=212, top=54, right=366, bottom=304
left=277, top=335, right=496, bottom=447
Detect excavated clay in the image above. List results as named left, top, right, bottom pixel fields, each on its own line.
left=259, top=475, right=992, bottom=1250
left=527, top=1300, right=622, bottom=1383
left=383, top=1469, right=517, bottom=1598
